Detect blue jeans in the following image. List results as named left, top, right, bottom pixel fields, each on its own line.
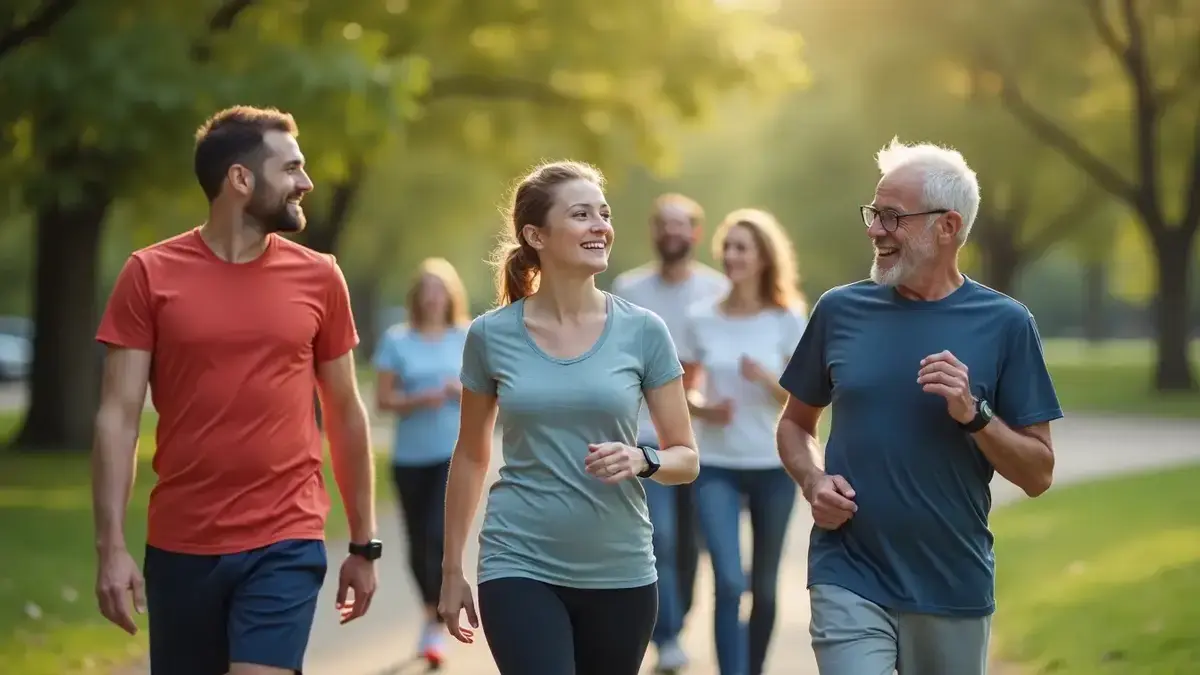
left=695, top=466, right=797, bottom=675
left=645, top=479, right=684, bottom=644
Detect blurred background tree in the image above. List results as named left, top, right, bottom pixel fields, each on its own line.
left=0, top=0, right=1196, bottom=452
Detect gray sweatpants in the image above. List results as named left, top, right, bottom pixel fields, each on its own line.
left=809, top=584, right=991, bottom=675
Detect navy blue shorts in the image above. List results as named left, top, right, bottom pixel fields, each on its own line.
left=144, top=538, right=327, bottom=675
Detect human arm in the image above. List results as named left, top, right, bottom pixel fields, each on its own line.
left=92, top=347, right=152, bottom=634
left=740, top=307, right=807, bottom=406
left=774, top=296, right=856, bottom=529
left=441, top=388, right=498, bottom=576
left=644, top=376, right=700, bottom=484
left=317, top=351, right=376, bottom=545
left=438, top=318, right=496, bottom=643
left=91, top=255, right=155, bottom=635
left=374, top=370, right=446, bottom=415
left=676, top=310, right=734, bottom=424
left=918, top=313, right=1061, bottom=497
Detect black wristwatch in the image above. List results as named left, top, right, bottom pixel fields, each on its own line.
left=637, top=445, right=661, bottom=479
left=348, top=539, right=383, bottom=561
left=959, top=397, right=994, bottom=434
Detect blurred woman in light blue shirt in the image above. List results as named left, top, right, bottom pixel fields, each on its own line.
left=372, top=257, right=470, bottom=668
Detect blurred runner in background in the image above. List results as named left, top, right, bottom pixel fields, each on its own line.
left=372, top=257, right=470, bottom=668
left=612, top=193, right=727, bottom=673
left=680, top=208, right=806, bottom=675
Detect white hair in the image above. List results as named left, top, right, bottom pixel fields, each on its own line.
left=875, top=138, right=980, bottom=245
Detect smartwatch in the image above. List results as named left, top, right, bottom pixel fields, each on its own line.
left=637, top=445, right=661, bottom=479
left=348, top=539, right=383, bottom=561
left=959, top=397, right=994, bottom=434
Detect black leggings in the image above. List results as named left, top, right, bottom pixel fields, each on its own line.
left=478, top=577, right=658, bottom=675
left=391, top=461, right=450, bottom=608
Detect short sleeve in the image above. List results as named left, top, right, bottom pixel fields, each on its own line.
left=778, top=294, right=832, bottom=407
left=315, top=256, right=360, bottom=362
left=372, top=331, right=403, bottom=374
left=675, top=311, right=700, bottom=364
left=641, top=311, right=685, bottom=391
left=994, top=312, right=1064, bottom=427
left=460, top=316, right=496, bottom=395
left=96, top=256, right=155, bottom=351
left=779, top=308, right=807, bottom=359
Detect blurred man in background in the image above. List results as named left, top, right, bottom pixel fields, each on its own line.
left=611, top=193, right=729, bottom=672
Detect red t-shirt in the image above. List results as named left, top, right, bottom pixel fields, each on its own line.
left=95, top=228, right=359, bottom=555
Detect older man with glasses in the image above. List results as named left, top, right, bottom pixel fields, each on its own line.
left=775, top=139, right=1063, bottom=675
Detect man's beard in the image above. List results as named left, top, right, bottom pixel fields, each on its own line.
left=247, top=187, right=305, bottom=234
left=655, top=238, right=691, bottom=265
left=870, top=231, right=935, bottom=287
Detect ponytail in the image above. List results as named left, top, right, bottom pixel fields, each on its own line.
left=494, top=243, right=540, bottom=306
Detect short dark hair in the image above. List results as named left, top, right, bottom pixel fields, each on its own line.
left=193, top=106, right=298, bottom=201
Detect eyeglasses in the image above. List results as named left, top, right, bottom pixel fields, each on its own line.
left=860, top=205, right=949, bottom=233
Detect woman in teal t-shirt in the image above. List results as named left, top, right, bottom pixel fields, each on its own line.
left=438, top=161, right=701, bottom=675
left=372, top=257, right=470, bottom=668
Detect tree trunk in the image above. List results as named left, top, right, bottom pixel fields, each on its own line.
left=1149, top=227, right=1197, bottom=391
left=978, top=234, right=1023, bottom=297
left=351, top=280, right=382, bottom=360
left=12, top=188, right=112, bottom=451
left=1081, top=259, right=1109, bottom=344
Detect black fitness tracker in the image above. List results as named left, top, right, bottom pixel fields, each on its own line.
left=959, top=397, right=994, bottom=434
left=348, top=539, right=383, bottom=561
left=637, top=445, right=662, bottom=479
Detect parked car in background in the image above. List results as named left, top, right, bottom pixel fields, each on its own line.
left=0, top=316, right=33, bottom=382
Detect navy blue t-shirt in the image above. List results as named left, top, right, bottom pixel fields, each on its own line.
left=779, top=277, right=1063, bottom=617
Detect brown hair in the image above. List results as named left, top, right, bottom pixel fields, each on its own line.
left=193, top=106, right=298, bottom=201
left=406, top=257, right=471, bottom=329
left=650, top=192, right=705, bottom=229
left=713, top=208, right=807, bottom=313
left=491, top=160, right=606, bottom=306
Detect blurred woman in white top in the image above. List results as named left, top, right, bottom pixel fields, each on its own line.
left=678, top=208, right=806, bottom=675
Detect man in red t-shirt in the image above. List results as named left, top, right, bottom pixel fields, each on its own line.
left=92, top=106, right=380, bottom=675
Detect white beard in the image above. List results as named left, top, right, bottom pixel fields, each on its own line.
left=870, top=230, right=936, bottom=287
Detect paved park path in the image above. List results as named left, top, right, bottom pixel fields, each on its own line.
left=4, top=383, right=1196, bottom=674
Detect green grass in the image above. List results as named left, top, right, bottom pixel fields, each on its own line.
left=1041, top=339, right=1200, bottom=418
left=0, top=412, right=392, bottom=675
left=991, top=463, right=1200, bottom=674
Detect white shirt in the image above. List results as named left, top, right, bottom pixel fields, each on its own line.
left=678, top=300, right=806, bottom=469
left=611, top=264, right=730, bottom=446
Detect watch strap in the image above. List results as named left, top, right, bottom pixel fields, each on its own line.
left=960, top=398, right=993, bottom=433
left=637, top=445, right=660, bottom=479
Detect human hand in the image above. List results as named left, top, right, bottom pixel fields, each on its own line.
left=803, top=473, right=858, bottom=531
left=917, top=351, right=974, bottom=424
left=95, top=547, right=146, bottom=635
left=701, top=399, right=735, bottom=426
left=443, top=379, right=462, bottom=399
left=336, top=553, right=378, bottom=624
left=584, top=442, right=648, bottom=484
left=438, top=570, right=479, bottom=644
left=739, top=355, right=771, bottom=385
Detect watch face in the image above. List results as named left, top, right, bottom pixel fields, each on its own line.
left=980, top=400, right=993, bottom=418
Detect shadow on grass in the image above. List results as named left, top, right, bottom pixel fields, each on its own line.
left=992, top=464, right=1200, bottom=674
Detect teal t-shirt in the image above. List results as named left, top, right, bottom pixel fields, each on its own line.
left=460, top=292, right=684, bottom=589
